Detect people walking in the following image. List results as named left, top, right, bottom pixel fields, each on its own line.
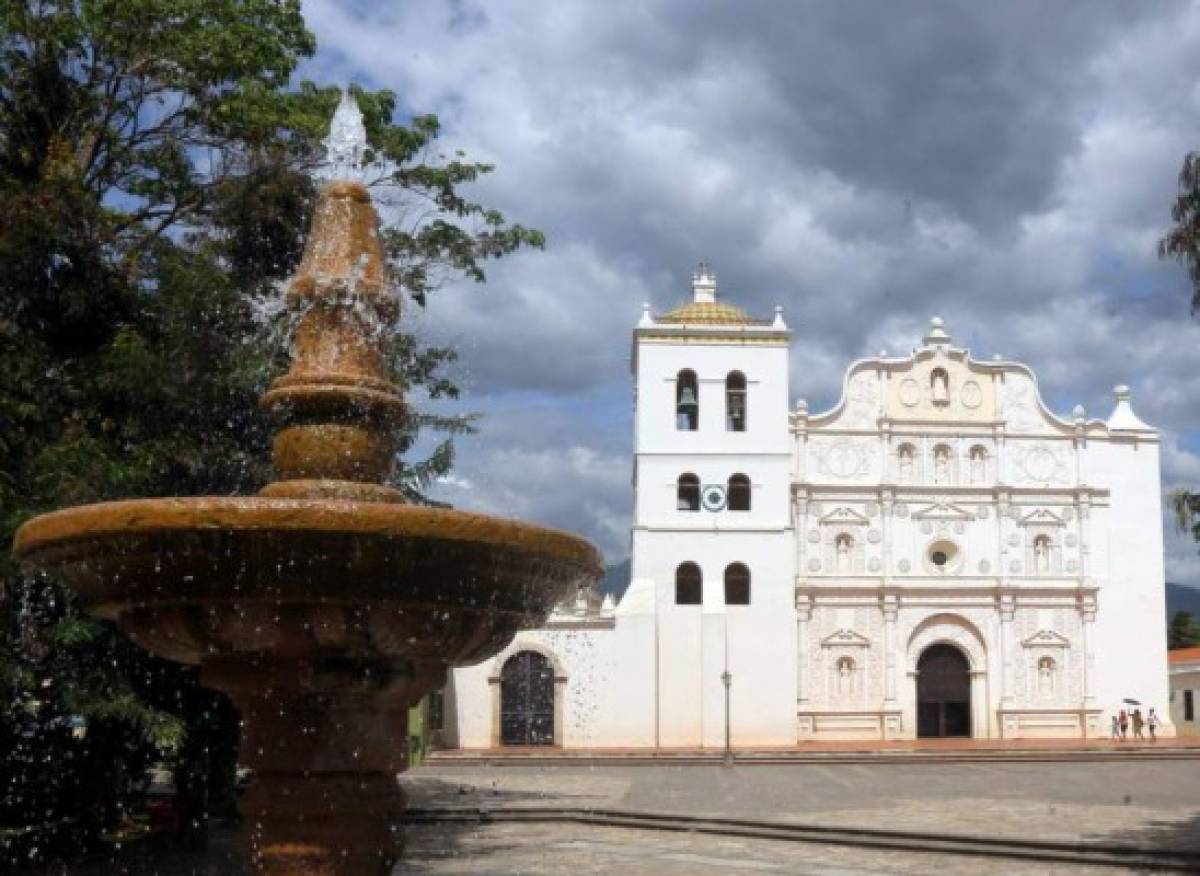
left=1119, top=709, right=1129, bottom=740
left=1111, top=714, right=1121, bottom=740
left=1148, top=708, right=1159, bottom=742
left=1132, top=708, right=1145, bottom=740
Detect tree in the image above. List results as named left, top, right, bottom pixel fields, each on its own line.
left=1160, top=151, right=1200, bottom=314
left=1168, top=611, right=1200, bottom=650
left=1161, top=153, right=1200, bottom=565
left=0, top=0, right=542, bottom=860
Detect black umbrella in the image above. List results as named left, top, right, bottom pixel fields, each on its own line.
left=1122, top=698, right=1142, bottom=705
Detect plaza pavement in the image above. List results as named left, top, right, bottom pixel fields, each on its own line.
left=401, top=758, right=1200, bottom=873
left=31, top=758, right=1200, bottom=874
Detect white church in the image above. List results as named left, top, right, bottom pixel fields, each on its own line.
left=445, top=266, right=1171, bottom=746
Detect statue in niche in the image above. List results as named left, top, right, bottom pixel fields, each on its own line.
left=933, top=445, right=951, bottom=485
left=835, top=534, right=853, bottom=573
left=836, top=656, right=855, bottom=696
left=1033, top=535, right=1051, bottom=574
left=898, top=445, right=915, bottom=483
left=969, top=446, right=987, bottom=484
left=1037, top=655, right=1055, bottom=697
left=931, top=368, right=950, bottom=405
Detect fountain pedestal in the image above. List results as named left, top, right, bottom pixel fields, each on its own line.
left=205, top=657, right=430, bottom=873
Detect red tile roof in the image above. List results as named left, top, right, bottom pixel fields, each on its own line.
left=1169, top=647, right=1200, bottom=665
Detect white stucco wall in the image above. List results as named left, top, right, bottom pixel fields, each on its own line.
left=445, top=298, right=1170, bottom=749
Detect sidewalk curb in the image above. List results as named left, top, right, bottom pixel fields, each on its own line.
left=401, top=805, right=1200, bottom=871
left=427, top=748, right=1200, bottom=767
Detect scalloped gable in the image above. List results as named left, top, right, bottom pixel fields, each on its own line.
left=798, top=317, right=1110, bottom=436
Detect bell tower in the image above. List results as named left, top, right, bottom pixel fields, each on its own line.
left=628, top=263, right=797, bottom=747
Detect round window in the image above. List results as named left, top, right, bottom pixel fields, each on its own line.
left=925, top=540, right=960, bottom=574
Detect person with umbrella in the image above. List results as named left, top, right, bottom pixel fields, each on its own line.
left=1118, top=707, right=1129, bottom=739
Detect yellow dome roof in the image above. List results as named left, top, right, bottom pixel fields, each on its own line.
left=658, top=301, right=764, bottom=326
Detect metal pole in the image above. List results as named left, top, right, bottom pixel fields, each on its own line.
left=721, top=670, right=733, bottom=766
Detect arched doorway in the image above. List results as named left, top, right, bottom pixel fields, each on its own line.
left=916, top=644, right=971, bottom=738
left=499, top=651, right=555, bottom=745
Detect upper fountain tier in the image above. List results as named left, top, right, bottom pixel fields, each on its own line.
left=259, top=93, right=405, bottom=502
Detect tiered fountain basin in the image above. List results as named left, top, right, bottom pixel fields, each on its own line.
left=14, top=497, right=598, bottom=666
left=15, top=497, right=600, bottom=874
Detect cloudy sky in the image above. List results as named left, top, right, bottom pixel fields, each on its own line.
left=300, top=1, right=1200, bottom=583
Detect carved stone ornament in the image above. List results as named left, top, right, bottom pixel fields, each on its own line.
left=899, top=378, right=921, bottom=407
left=821, top=628, right=871, bottom=648
left=898, top=559, right=911, bottom=573
left=868, top=557, right=882, bottom=573
left=808, top=558, right=822, bottom=573
left=961, top=380, right=983, bottom=409
left=867, top=529, right=882, bottom=544
left=1001, top=378, right=1041, bottom=431
left=1014, top=442, right=1068, bottom=484
left=1021, top=629, right=1070, bottom=648
left=819, top=438, right=870, bottom=479
left=842, top=372, right=881, bottom=428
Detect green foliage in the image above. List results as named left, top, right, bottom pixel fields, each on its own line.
left=1160, top=152, right=1200, bottom=314
left=1173, top=490, right=1200, bottom=543
left=1169, top=611, right=1200, bottom=650
left=0, top=0, right=543, bottom=858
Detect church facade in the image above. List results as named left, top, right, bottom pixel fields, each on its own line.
left=445, top=267, right=1170, bottom=747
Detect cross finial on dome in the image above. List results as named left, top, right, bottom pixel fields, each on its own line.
left=692, top=262, right=717, bottom=303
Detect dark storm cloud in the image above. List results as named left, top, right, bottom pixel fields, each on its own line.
left=304, top=0, right=1200, bottom=575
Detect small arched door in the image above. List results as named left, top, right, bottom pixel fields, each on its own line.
left=500, top=651, right=555, bottom=745
left=916, top=644, right=971, bottom=738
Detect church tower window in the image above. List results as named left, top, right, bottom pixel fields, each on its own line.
left=676, top=370, right=699, bottom=430
left=725, top=371, right=747, bottom=431
left=727, top=474, right=751, bottom=511
left=676, top=474, right=700, bottom=511
left=724, top=563, right=750, bottom=605
left=675, top=562, right=702, bottom=605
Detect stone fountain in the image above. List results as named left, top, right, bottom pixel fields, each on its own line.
left=13, top=93, right=601, bottom=875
